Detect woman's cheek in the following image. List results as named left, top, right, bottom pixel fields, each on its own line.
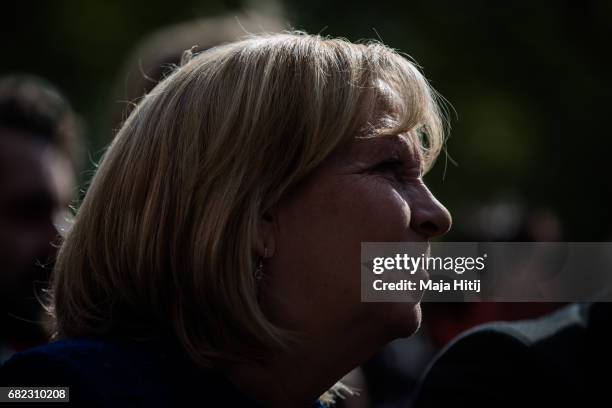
left=349, top=179, right=412, bottom=241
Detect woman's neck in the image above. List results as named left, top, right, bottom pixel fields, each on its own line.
left=224, top=323, right=392, bottom=408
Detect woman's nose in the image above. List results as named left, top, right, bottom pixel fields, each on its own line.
left=409, top=185, right=452, bottom=239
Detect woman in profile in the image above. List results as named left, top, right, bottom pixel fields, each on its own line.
left=0, top=32, right=451, bottom=407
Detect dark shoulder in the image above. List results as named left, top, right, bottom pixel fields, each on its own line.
left=1, top=337, right=263, bottom=407
left=0, top=338, right=127, bottom=406
left=1, top=337, right=115, bottom=380
left=414, top=304, right=591, bottom=407
left=428, top=303, right=588, bottom=365
left=413, top=325, right=537, bottom=407
left=4, top=337, right=130, bottom=362
left=1, top=337, right=180, bottom=406
left=478, top=302, right=588, bottom=346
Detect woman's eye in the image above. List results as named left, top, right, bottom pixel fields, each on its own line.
left=373, top=159, right=403, bottom=174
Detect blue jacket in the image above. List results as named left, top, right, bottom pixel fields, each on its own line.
left=0, top=337, right=327, bottom=407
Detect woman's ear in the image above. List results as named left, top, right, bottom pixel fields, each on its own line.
left=256, top=206, right=277, bottom=258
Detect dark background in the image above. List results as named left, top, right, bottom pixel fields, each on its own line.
left=4, top=0, right=611, bottom=240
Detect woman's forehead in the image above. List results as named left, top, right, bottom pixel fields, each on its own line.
left=328, top=79, right=425, bottom=165
left=357, top=80, right=408, bottom=135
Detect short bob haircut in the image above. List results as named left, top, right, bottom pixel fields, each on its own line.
left=49, top=32, right=447, bottom=366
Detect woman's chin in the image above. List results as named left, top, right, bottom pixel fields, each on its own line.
left=385, top=302, right=423, bottom=339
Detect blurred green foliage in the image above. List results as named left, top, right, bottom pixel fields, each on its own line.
left=3, top=0, right=611, bottom=239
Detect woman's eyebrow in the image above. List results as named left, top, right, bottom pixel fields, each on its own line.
left=374, top=133, right=425, bottom=170
left=352, top=129, right=416, bottom=158
left=372, top=132, right=413, bottom=151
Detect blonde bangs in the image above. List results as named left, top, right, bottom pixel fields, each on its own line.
left=350, top=42, right=449, bottom=173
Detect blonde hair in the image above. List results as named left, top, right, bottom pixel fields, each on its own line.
left=108, top=12, right=285, bottom=133
left=50, top=32, right=447, bottom=366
